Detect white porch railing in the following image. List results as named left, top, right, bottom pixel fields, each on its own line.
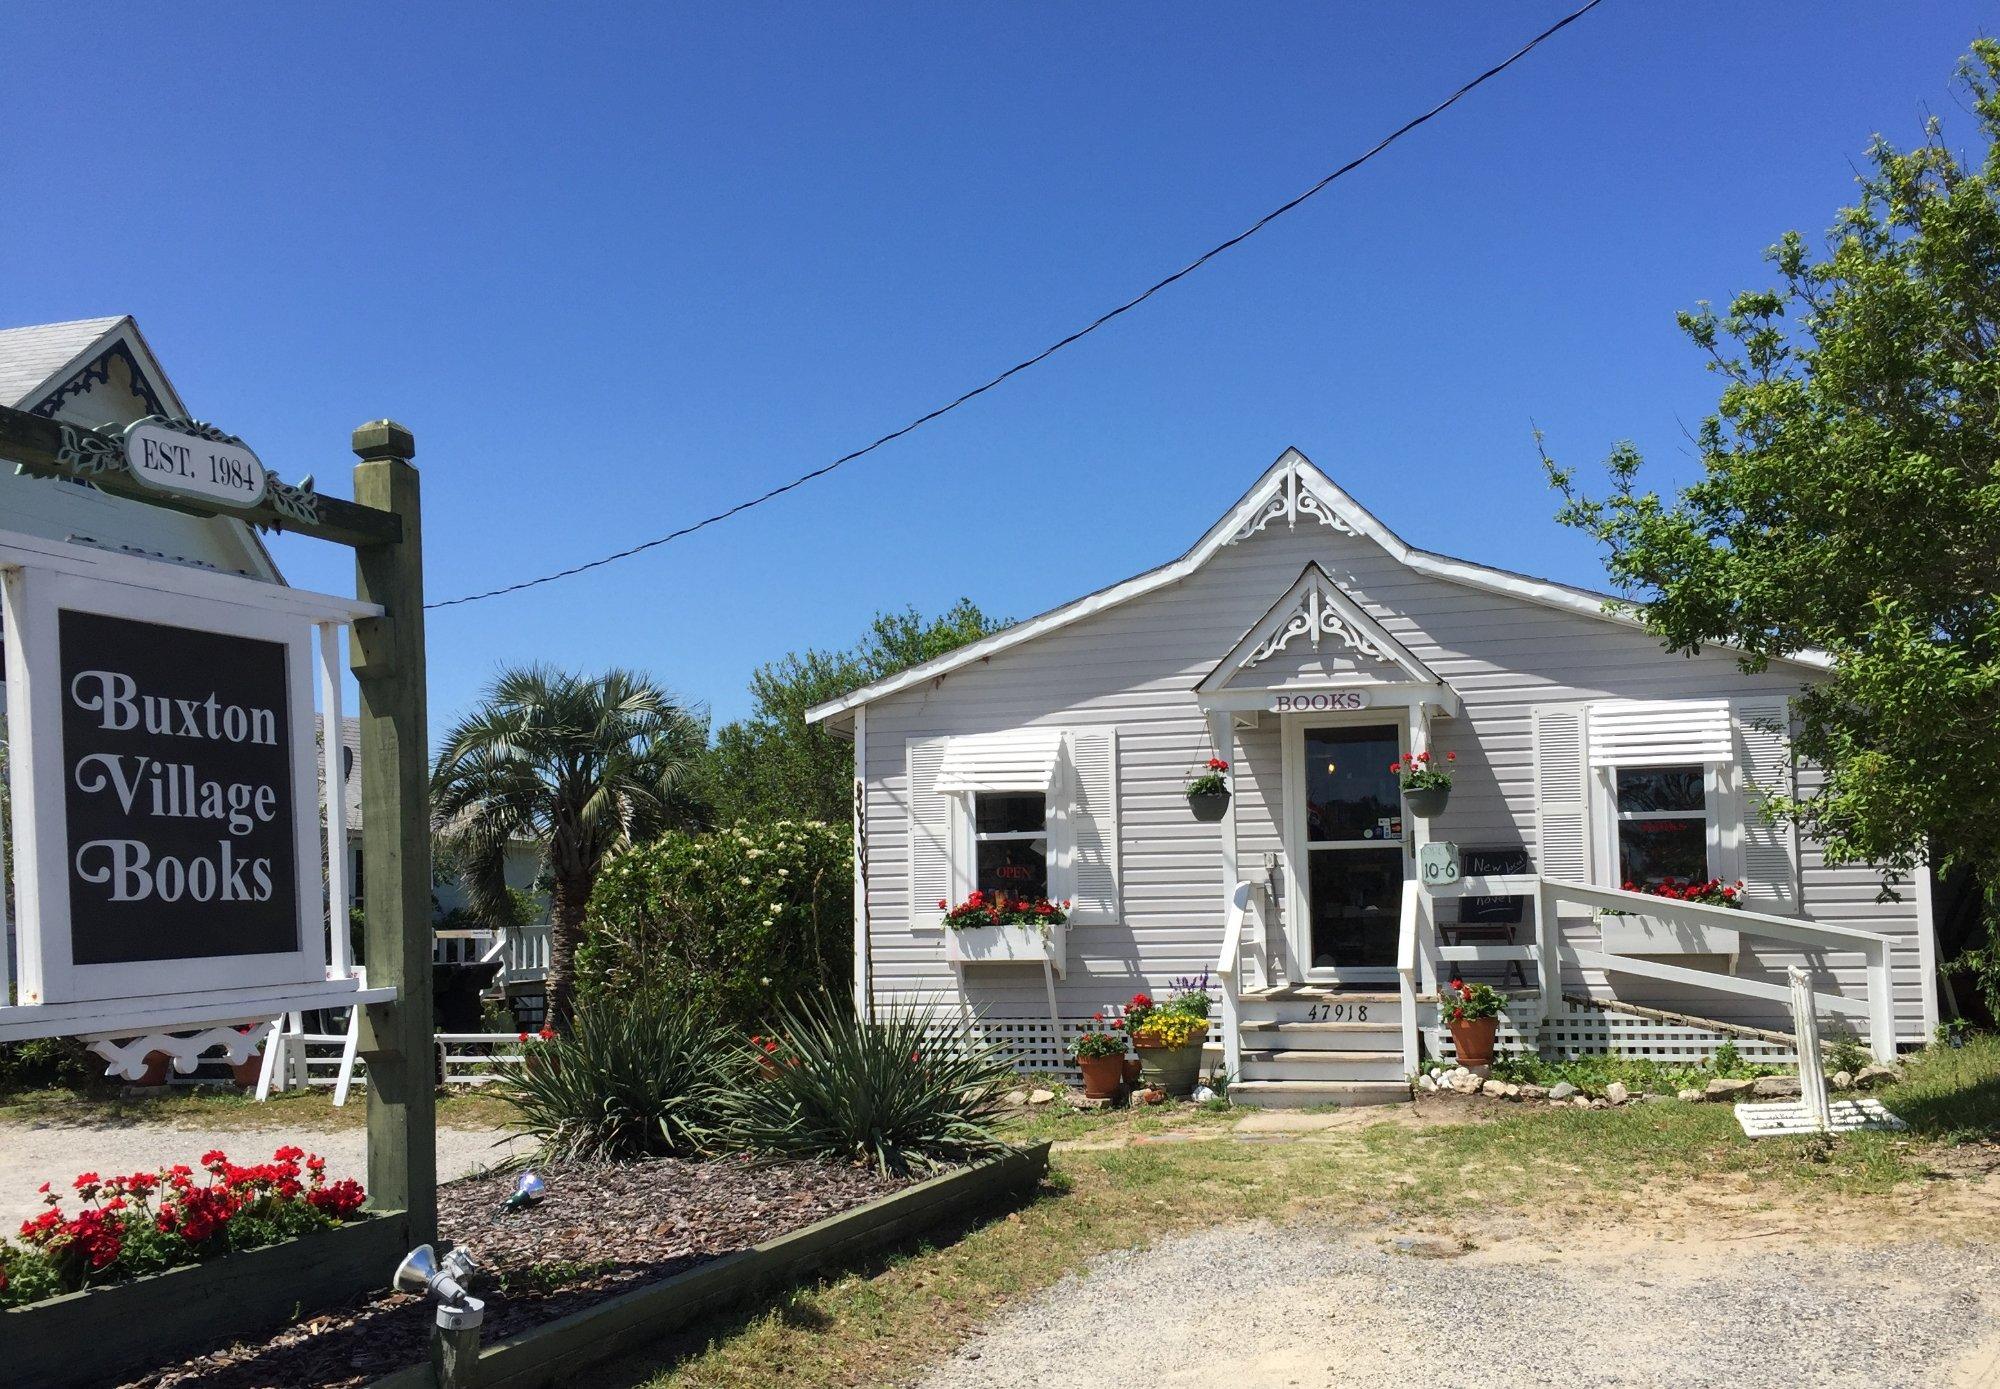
left=432, top=921, right=552, bottom=986
left=1539, top=877, right=1897, bottom=1064
left=1214, top=879, right=1269, bottom=1082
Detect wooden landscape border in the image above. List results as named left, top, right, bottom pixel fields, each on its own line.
left=369, top=1143, right=1053, bottom=1389
left=0, top=1209, right=409, bottom=1389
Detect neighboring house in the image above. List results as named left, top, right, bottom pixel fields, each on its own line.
left=0, top=316, right=280, bottom=579
left=326, top=716, right=545, bottom=925
left=1, top=316, right=284, bottom=974
left=809, top=450, right=1934, bottom=1105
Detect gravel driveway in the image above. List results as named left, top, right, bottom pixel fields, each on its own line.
left=0, top=1122, right=527, bottom=1226
left=919, top=1223, right=2000, bottom=1388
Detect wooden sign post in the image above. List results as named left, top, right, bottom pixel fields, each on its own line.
left=0, top=400, right=436, bottom=1278
left=352, top=419, right=436, bottom=1245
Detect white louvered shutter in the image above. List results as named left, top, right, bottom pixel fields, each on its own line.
left=1061, top=729, right=1120, bottom=924
left=1532, top=705, right=1592, bottom=884
left=1733, top=696, right=1799, bottom=913
left=906, top=737, right=953, bottom=927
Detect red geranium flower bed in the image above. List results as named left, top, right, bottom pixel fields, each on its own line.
left=0, top=1146, right=368, bottom=1308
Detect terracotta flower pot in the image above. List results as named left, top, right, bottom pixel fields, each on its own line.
left=1077, top=1053, right=1127, bottom=1100
left=1135, top=1043, right=1204, bottom=1097
left=1403, top=785, right=1450, bottom=819
left=1122, top=1057, right=1143, bottom=1085
left=135, top=1051, right=172, bottom=1087
left=1449, top=1016, right=1498, bottom=1068
left=231, top=1051, right=265, bottom=1089
left=1186, top=788, right=1231, bottom=822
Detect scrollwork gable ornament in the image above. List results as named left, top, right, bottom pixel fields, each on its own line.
left=1240, top=583, right=1397, bottom=669
left=1231, top=461, right=1357, bottom=542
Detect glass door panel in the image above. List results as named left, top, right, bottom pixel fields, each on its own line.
left=1297, top=722, right=1406, bottom=972
left=1307, top=846, right=1404, bottom=969
left=1304, top=726, right=1402, bottom=843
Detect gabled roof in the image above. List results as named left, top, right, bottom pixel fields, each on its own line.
left=1197, top=561, right=1439, bottom=694
left=0, top=315, right=281, bottom=581
left=805, top=448, right=1827, bottom=727
left=0, top=316, right=134, bottom=408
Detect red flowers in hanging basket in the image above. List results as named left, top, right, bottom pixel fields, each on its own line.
left=1391, top=750, right=1455, bottom=790
left=1186, top=758, right=1230, bottom=798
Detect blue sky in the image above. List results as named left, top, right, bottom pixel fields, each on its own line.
left=4, top=5, right=1989, bottom=727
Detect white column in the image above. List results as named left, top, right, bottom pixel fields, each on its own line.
left=318, top=622, right=352, bottom=978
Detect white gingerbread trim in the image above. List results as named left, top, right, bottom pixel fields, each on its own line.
left=1243, top=583, right=1395, bottom=666
left=1231, top=457, right=1357, bottom=541
left=1198, top=562, right=1440, bottom=694
left=86, top=1020, right=274, bottom=1081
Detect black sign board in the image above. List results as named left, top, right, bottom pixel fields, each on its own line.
left=1459, top=845, right=1532, bottom=925
left=58, top=608, right=301, bottom=964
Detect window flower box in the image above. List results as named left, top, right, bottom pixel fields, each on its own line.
left=945, top=920, right=1067, bottom=971
left=1597, top=913, right=1740, bottom=958
left=1598, top=877, right=1745, bottom=958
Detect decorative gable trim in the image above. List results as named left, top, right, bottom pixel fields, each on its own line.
left=1198, top=563, right=1439, bottom=694
left=1230, top=456, right=1356, bottom=541
left=805, top=448, right=1832, bottom=729
left=1243, top=581, right=1395, bottom=668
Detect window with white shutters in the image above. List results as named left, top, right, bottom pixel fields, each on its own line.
left=1058, top=729, right=1120, bottom=925
left=906, top=737, right=953, bottom=927
left=907, top=728, right=1121, bottom=926
left=1732, top=696, right=1800, bottom=913
left=1532, top=705, right=1592, bottom=883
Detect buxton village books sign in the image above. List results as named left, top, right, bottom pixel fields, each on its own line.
left=6, top=559, right=329, bottom=1007
left=61, top=608, right=301, bottom=968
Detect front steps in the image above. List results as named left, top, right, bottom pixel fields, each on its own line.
left=1228, top=987, right=1415, bottom=1109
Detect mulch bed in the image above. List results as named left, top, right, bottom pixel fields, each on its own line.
left=119, top=1155, right=913, bottom=1389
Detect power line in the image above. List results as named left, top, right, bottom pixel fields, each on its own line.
left=430, top=0, right=1608, bottom=610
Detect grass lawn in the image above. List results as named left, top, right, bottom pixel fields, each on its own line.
left=606, top=1037, right=2000, bottom=1389
left=0, top=1083, right=518, bottom=1131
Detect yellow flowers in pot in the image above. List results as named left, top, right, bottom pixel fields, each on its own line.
left=1129, top=1011, right=1205, bottom=1049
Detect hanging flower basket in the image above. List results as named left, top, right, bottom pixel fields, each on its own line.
left=1186, top=758, right=1231, bottom=822
left=1393, top=750, right=1454, bottom=819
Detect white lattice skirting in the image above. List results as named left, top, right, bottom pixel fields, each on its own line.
left=905, top=999, right=1804, bottom=1076
left=1435, top=999, right=1800, bottom=1065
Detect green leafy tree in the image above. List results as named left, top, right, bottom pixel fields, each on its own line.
left=431, top=666, right=707, bottom=1026
left=1543, top=40, right=2000, bottom=1013
left=698, top=600, right=1008, bottom=825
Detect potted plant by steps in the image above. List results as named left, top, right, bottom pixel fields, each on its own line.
left=1125, top=976, right=1212, bottom=1096
left=1393, top=749, right=1455, bottom=819
left=1185, top=757, right=1231, bottom=822
left=1071, top=1018, right=1130, bottom=1100
left=1440, top=977, right=1503, bottom=1067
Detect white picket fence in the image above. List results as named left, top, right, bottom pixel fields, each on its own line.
left=256, top=1025, right=532, bottom=1104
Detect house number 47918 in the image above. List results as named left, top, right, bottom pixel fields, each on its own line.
left=1305, top=1002, right=1366, bottom=1022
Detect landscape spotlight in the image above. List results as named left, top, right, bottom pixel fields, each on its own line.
left=394, top=1244, right=484, bottom=1388
left=504, top=1169, right=546, bottom=1211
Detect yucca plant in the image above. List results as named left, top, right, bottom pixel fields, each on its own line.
left=723, top=999, right=1016, bottom=1176
left=497, top=997, right=739, bottom=1161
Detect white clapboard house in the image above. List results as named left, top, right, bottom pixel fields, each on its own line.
left=809, top=451, right=1931, bottom=1106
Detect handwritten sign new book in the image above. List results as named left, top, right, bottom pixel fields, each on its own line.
left=60, top=609, right=300, bottom=964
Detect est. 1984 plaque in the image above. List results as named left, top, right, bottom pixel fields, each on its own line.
left=58, top=608, right=301, bottom=964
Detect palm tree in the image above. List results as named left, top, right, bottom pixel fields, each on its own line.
left=431, top=665, right=707, bottom=1027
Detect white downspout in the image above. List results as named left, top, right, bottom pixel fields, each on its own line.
left=851, top=706, right=872, bottom=1022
